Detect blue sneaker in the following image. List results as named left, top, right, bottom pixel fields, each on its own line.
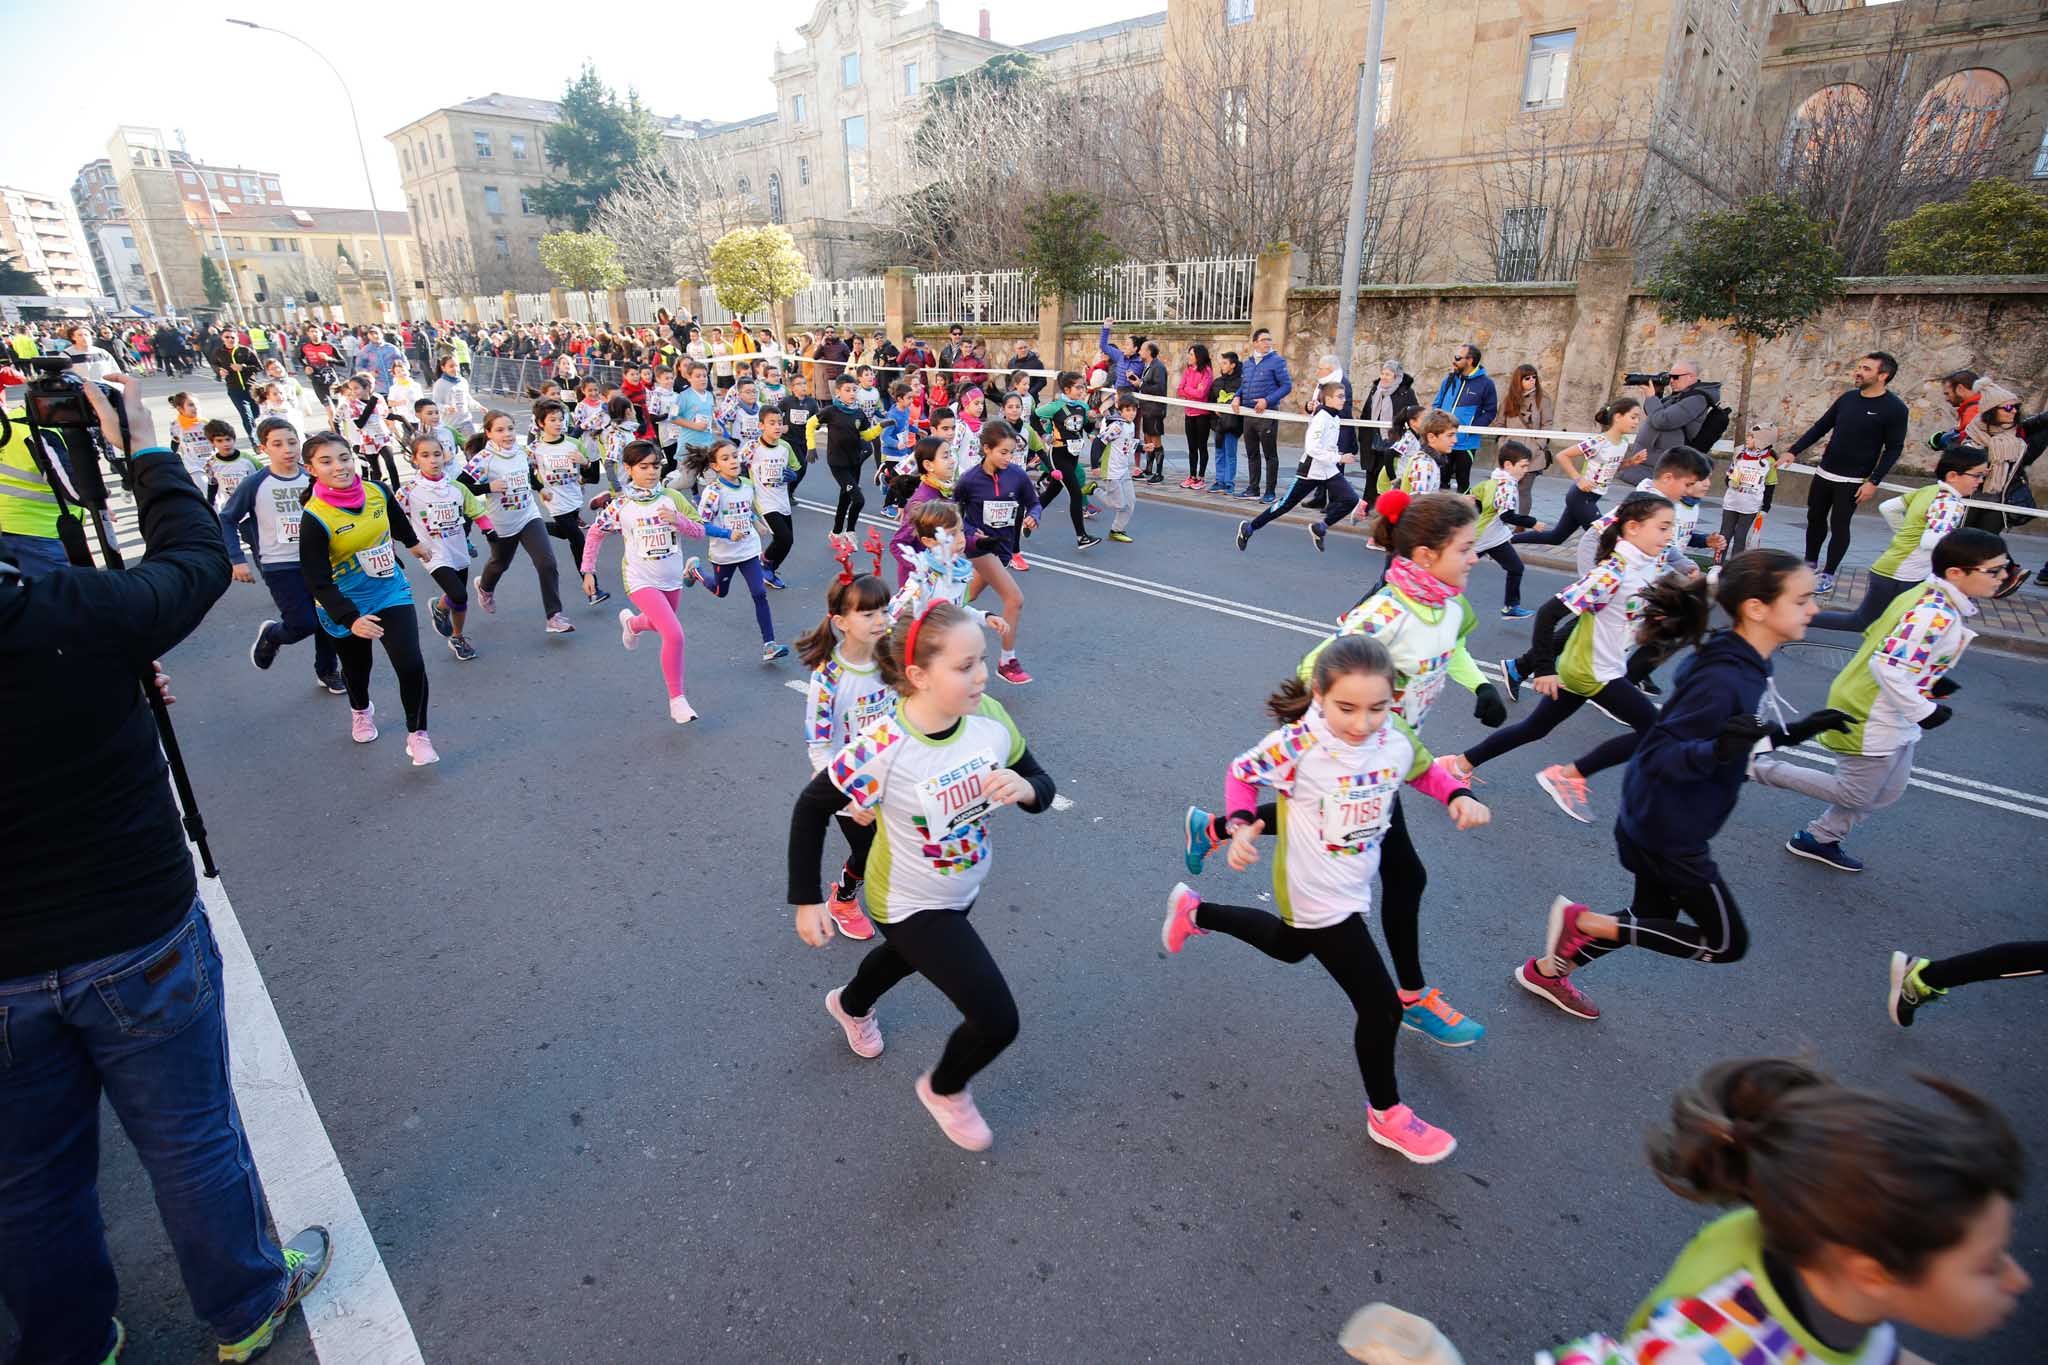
left=1183, top=805, right=1222, bottom=875
left=763, top=569, right=788, bottom=590
left=1401, top=988, right=1485, bottom=1047
left=429, top=595, right=453, bottom=638
left=1786, top=830, right=1863, bottom=872
left=1498, top=657, right=1522, bottom=703
left=1500, top=604, right=1533, bottom=619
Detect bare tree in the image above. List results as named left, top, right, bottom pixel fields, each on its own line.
left=275, top=251, right=344, bottom=307
left=593, top=151, right=759, bottom=286
left=419, top=238, right=482, bottom=297
left=1356, top=116, right=1438, bottom=284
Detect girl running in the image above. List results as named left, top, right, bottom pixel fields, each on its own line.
left=953, top=419, right=1036, bottom=684
left=463, top=411, right=576, bottom=634
left=887, top=502, right=1013, bottom=647
left=680, top=439, right=788, bottom=661
left=167, top=392, right=213, bottom=490
left=1032, top=370, right=1104, bottom=551
left=1539, top=1055, right=2027, bottom=1363
left=885, top=439, right=954, bottom=584
left=810, top=373, right=883, bottom=540
left=1511, top=396, right=1647, bottom=548
left=1454, top=494, right=1692, bottom=824
left=398, top=433, right=486, bottom=663
left=1161, top=635, right=1490, bottom=1164
left=785, top=601, right=1057, bottom=1151
left=297, top=432, right=437, bottom=764
left=581, top=440, right=712, bottom=725
left=795, top=572, right=896, bottom=942
left=528, top=398, right=609, bottom=605
left=1472, top=440, right=1545, bottom=618
left=1513, top=551, right=1847, bottom=1021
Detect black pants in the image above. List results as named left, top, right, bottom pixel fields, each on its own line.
left=1805, top=477, right=1861, bottom=574
left=1360, top=445, right=1398, bottom=507
left=478, top=519, right=564, bottom=616
left=1512, top=486, right=1602, bottom=546
left=1568, top=829, right=1747, bottom=968
left=763, top=510, right=793, bottom=571
left=1810, top=568, right=1914, bottom=634
left=1480, top=543, right=1525, bottom=608
left=840, top=908, right=1018, bottom=1097
left=1718, top=507, right=1760, bottom=557
left=545, top=510, right=596, bottom=591
left=1191, top=902, right=1403, bottom=1110
left=1243, top=416, right=1279, bottom=497
left=1183, top=414, right=1211, bottom=480
left=1465, top=676, right=1658, bottom=778
left=830, top=814, right=876, bottom=899
left=1447, top=447, right=1474, bottom=493
left=1247, top=470, right=1358, bottom=536
left=333, top=603, right=429, bottom=731
left=1921, top=941, right=2048, bottom=991
left=1036, top=450, right=1089, bottom=539
left=429, top=564, right=469, bottom=613
left=829, top=455, right=865, bottom=534
left=359, top=444, right=402, bottom=488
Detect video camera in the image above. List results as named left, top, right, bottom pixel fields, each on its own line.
left=0, top=354, right=129, bottom=511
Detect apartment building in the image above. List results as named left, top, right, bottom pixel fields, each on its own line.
left=0, top=185, right=95, bottom=298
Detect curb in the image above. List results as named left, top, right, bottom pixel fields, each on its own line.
left=1126, top=479, right=2048, bottom=661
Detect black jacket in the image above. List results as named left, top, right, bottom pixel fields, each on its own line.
left=1, top=450, right=230, bottom=973
left=1011, top=350, right=1046, bottom=399
left=1361, top=374, right=1417, bottom=450
left=1619, top=630, right=1771, bottom=856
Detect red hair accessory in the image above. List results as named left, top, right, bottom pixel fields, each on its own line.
left=1376, top=490, right=1412, bottom=524
left=831, top=538, right=857, bottom=585
left=861, top=526, right=887, bottom=577
left=902, top=600, right=941, bottom=667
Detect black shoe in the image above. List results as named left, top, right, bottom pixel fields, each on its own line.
left=587, top=587, right=612, bottom=606
left=1498, top=658, right=1522, bottom=703
left=1076, top=534, right=1103, bottom=550
left=1639, top=675, right=1662, bottom=696
left=250, top=621, right=281, bottom=671
left=1309, top=522, right=1328, bottom=553
left=316, top=669, right=347, bottom=695
left=1235, top=520, right=1251, bottom=553
left=2035, top=566, right=2048, bottom=588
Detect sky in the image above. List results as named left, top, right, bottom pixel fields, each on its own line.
left=3, top=0, right=1163, bottom=214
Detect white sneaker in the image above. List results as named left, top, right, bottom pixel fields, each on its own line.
left=545, top=613, right=576, bottom=634
left=669, top=695, right=698, bottom=725
left=618, top=608, right=638, bottom=651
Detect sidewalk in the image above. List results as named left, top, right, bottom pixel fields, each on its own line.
left=1122, top=445, right=2048, bottom=658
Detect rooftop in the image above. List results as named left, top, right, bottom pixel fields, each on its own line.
left=236, top=205, right=413, bottom=237
left=1015, top=10, right=1166, bottom=53
left=423, top=92, right=717, bottom=140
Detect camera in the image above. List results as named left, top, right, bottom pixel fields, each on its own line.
left=1624, top=371, right=1672, bottom=388
left=0, top=355, right=127, bottom=510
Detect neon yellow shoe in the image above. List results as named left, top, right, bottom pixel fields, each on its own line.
left=218, top=1226, right=331, bottom=1362
left=98, top=1317, right=125, bottom=1364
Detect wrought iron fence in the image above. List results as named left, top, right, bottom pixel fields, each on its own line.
left=792, top=277, right=885, bottom=329
left=1069, top=257, right=1255, bottom=324
left=915, top=270, right=1034, bottom=327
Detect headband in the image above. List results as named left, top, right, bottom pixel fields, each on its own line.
left=903, top=599, right=942, bottom=667
left=1377, top=490, right=1412, bottom=525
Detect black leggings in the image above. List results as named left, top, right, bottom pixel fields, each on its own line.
left=1479, top=543, right=1525, bottom=608
left=1447, top=447, right=1473, bottom=493
left=839, top=908, right=1018, bottom=1097
left=829, top=455, right=866, bottom=534
left=429, top=564, right=468, bottom=613
left=479, top=519, right=564, bottom=617
left=1921, top=941, right=2048, bottom=991
left=1810, top=568, right=1913, bottom=634
left=1512, top=486, right=1602, bottom=546
left=1463, top=677, right=1658, bottom=778
left=1036, top=450, right=1088, bottom=539
left=1377, top=798, right=1429, bottom=994
left=1247, top=470, right=1359, bottom=535
left=763, top=510, right=793, bottom=571
left=333, top=603, right=429, bottom=731
left=1192, top=903, right=1403, bottom=1110
left=1805, top=477, right=1861, bottom=574
left=545, top=510, right=596, bottom=589
left=830, top=814, right=876, bottom=899
left=1184, top=414, right=1211, bottom=480
left=1567, top=830, right=1747, bottom=968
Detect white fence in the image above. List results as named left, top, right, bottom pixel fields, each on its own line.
left=916, top=270, right=1034, bottom=327
left=624, top=286, right=682, bottom=324
left=514, top=292, right=550, bottom=322
left=793, top=277, right=885, bottom=329
left=437, top=296, right=463, bottom=322
left=692, top=286, right=769, bottom=328
left=563, top=292, right=594, bottom=324
left=471, top=294, right=505, bottom=323
left=1070, top=257, right=1255, bottom=324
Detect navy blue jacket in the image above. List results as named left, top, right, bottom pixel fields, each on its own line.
left=1618, top=630, right=1771, bottom=856
left=1239, top=349, right=1293, bottom=409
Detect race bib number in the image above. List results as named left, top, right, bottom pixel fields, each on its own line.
left=541, top=454, right=576, bottom=486
left=633, top=518, right=677, bottom=559
left=983, top=499, right=1017, bottom=529
left=358, top=540, right=397, bottom=578
left=1320, top=781, right=1394, bottom=848
left=916, top=754, right=999, bottom=839
left=422, top=500, right=462, bottom=538
left=851, top=691, right=895, bottom=731
left=1731, top=463, right=1763, bottom=494
left=277, top=512, right=301, bottom=545
left=720, top=505, right=752, bottom=534
left=1400, top=669, right=1447, bottom=723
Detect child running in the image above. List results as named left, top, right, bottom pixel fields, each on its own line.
left=953, top=418, right=1037, bottom=683
left=785, top=600, right=1057, bottom=1151
left=1236, top=379, right=1357, bottom=553
left=886, top=438, right=954, bottom=583
left=1472, top=439, right=1545, bottom=618
left=1162, top=635, right=1490, bottom=1164
left=398, top=432, right=487, bottom=663
left=1032, top=370, right=1104, bottom=551
left=680, top=438, right=788, bottom=661
left=1716, top=422, right=1778, bottom=557
left=1514, top=550, right=1846, bottom=1020
left=582, top=440, right=712, bottom=724
left=1095, top=393, right=1141, bottom=544
left=809, top=373, right=883, bottom=541
left=462, top=411, right=576, bottom=635
left=1511, top=396, right=1647, bottom=548
left=1807, top=443, right=1985, bottom=635
left=1538, top=1055, right=2027, bottom=1363
left=795, top=570, right=897, bottom=941
left=528, top=398, right=609, bottom=606
left=887, top=501, right=1013, bottom=648
left=222, top=418, right=343, bottom=693
left=297, top=433, right=438, bottom=764
left=752, top=406, right=797, bottom=590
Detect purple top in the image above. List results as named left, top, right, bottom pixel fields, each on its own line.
left=890, top=481, right=944, bottom=585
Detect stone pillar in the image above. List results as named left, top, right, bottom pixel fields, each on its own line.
left=424, top=294, right=444, bottom=325
left=462, top=295, right=480, bottom=324
left=341, top=283, right=370, bottom=327
left=1038, top=293, right=1065, bottom=375
left=501, top=291, right=517, bottom=323
left=883, top=267, right=916, bottom=347
left=677, top=278, right=698, bottom=324
left=548, top=287, right=568, bottom=322
left=770, top=296, right=796, bottom=341
left=1558, top=247, right=1635, bottom=432
left=1251, top=242, right=1296, bottom=352
left=607, top=287, right=630, bottom=330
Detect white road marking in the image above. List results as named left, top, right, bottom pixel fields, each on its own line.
left=196, top=854, right=425, bottom=1364
left=785, top=678, right=809, bottom=694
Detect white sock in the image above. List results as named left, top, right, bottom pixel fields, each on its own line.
left=1000, top=648, right=1017, bottom=664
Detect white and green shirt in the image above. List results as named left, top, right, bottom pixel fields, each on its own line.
left=1299, top=584, right=1483, bottom=731
left=530, top=434, right=590, bottom=517
left=1821, top=576, right=1975, bottom=757
left=804, top=648, right=896, bottom=773
left=1557, top=540, right=1662, bottom=696
left=397, top=474, right=483, bottom=574
left=1869, top=482, right=1965, bottom=584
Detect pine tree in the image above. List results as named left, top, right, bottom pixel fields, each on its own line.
left=530, top=65, right=663, bottom=230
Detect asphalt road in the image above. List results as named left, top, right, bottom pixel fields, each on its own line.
left=15, top=378, right=2047, bottom=1364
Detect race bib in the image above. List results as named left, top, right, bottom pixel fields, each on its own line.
left=422, top=500, right=462, bottom=538
left=1400, top=669, right=1447, bottom=723
left=984, top=499, right=1017, bottom=529
left=541, top=453, right=576, bottom=486
left=633, top=518, right=677, bottom=559
left=851, top=691, right=894, bottom=731
left=1731, top=463, right=1763, bottom=494
left=358, top=540, right=397, bottom=578
left=1320, top=780, right=1394, bottom=848
left=277, top=512, right=301, bottom=545
left=916, top=754, right=999, bottom=839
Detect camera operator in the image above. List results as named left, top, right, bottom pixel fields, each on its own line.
left=0, top=373, right=330, bottom=1363
left=1635, top=360, right=1719, bottom=461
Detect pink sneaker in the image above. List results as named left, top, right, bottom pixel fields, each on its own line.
left=405, top=731, right=439, bottom=766
left=619, top=608, right=639, bottom=651
left=474, top=585, right=495, bottom=614
left=1366, top=1103, right=1457, bottom=1164
left=1515, top=956, right=1600, bottom=1020
left=1535, top=765, right=1593, bottom=823
left=824, top=988, right=883, bottom=1058
left=827, top=889, right=876, bottom=940
left=545, top=613, right=576, bottom=634
left=1542, top=895, right=1596, bottom=973
left=349, top=702, right=377, bottom=744
left=995, top=657, right=1033, bottom=686
left=1161, top=882, right=1206, bottom=954
left=915, top=1071, right=994, bottom=1151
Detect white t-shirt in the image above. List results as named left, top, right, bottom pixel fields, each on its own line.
left=530, top=435, right=589, bottom=517
left=1556, top=540, right=1663, bottom=694
left=1571, top=433, right=1635, bottom=495
left=1574, top=478, right=1697, bottom=576
left=695, top=476, right=761, bottom=564
left=1302, top=408, right=1343, bottom=481
left=248, top=468, right=310, bottom=566
left=824, top=697, right=1028, bottom=923
left=398, top=474, right=475, bottom=573
left=1321, top=587, right=1473, bottom=731
left=804, top=648, right=897, bottom=772
left=208, top=454, right=261, bottom=513
left=591, top=487, right=699, bottom=593
left=477, top=446, right=539, bottom=535
left=751, top=440, right=794, bottom=517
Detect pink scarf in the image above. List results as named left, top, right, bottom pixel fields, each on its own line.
left=312, top=475, right=366, bottom=511
left=1385, top=554, right=1460, bottom=609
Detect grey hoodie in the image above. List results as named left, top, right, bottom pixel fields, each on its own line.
left=1641, top=380, right=1722, bottom=458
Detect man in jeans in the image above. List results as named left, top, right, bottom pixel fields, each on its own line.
left=1237, top=326, right=1292, bottom=503
left=0, top=374, right=330, bottom=1364
left=1429, top=342, right=1497, bottom=492
left=1789, top=350, right=1910, bottom=594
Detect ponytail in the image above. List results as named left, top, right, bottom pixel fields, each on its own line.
left=1593, top=395, right=1641, bottom=429
left=888, top=436, right=945, bottom=506
left=1596, top=491, right=1672, bottom=562
left=1368, top=490, right=1475, bottom=557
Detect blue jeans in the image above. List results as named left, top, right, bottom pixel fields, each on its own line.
left=260, top=564, right=340, bottom=676
left=2, top=531, right=70, bottom=580
left=225, top=388, right=260, bottom=442
left=0, top=901, right=289, bottom=1363
left=1212, top=431, right=1240, bottom=490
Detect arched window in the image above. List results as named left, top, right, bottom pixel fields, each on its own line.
left=1904, top=68, right=2008, bottom=177
left=737, top=175, right=752, bottom=198
left=767, top=173, right=784, bottom=224
left=1782, top=83, right=1869, bottom=172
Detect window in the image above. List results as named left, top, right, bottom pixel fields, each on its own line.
left=268, top=238, right=286, bottom=252
left=264, top=177, right=279, bottom=193
left=493, top=233, right=510, bottom=258
left=1496, top=205, right=1547, bottom=281
left=444, top=188, right=455, bottom=216
left=120, top=233, right=134, bottom=248
left=1221, top=87, right=1249, bottom=149
left=904, top=61, right=920, bottom=98
left=1523, top=30, right=1575, bottom=109
left=798, top=155, right=811, bottom=185
left=289, top=239, right=301, bottom=252
left=519, top=188, right=535, bottom=215
left=474, top=130, right=494, bottom=158
left=428, top=196, right=439, bottom=221
left=768, top=173, right=784, bottom=223
left=483, top=185, right=503, bottom=216
left=1783, top=83, right=1870, bottom=172
left=402, top=149, right=414, bottom=173
left=437, top=134, right=447, bottom=157
left=2035, top=120, right=2048, bottom=177
left=242, top=175, right=260, bottom=195
left=841, top=53, right=860, bottom=87
left=1226, top=0, right=1254, bottom=23
left=842, top=114, right=868, bottom=211
left=737, top=175, right=751, bottom=198
left=1376, top=58, right=1395, bottom=127
left=1903, top=68, right=2009, bottom=178
left=511, top=133, right=527, bottom=159
left=418, top=140, right=429, bottom=167
left=230, top=237, right=245, bottom=250
left=180, top=170, right=198, bottom=185
left=791, top=93, right=808, bottom=123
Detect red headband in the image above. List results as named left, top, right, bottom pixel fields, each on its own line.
left=903, top=600, right=942, bottom=666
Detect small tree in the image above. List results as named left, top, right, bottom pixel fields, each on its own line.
left=706, top=225, right=810, bottom=320
left=530, top=64, right=663, bottom=230
left=0, top=249, right=44, bottom=296
left=1020, top=192, right=1121, bottom=308
left=1883, top=180, right=2048, bottom=276
left=200, top=255, right=229, bottom=309
left=1647, top=196, right=1843, bottom=434
left=539, top=230, right=625, bottom=321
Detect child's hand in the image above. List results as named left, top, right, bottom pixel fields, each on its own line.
left=984, top=769, right=1036, bottom=808
left=1576, top=477, right=1594, bottom=492
left=581, top=573, right=596, bottom=597
left=988, top=615, right=1014, bottom=646
left=1447, top=795, right=1490, bottom=831
left=1530, top=673, right=1563, bottom=700
left=1532, top=521, right=1549, bottom=533
left=846, top=806, right=876, bottom=827
left=1226, top=818, right=1264, bottom=871
left=1706, top=532, right=1727, bottom=551
left=231, top=563, right=255, bottom=585
left=795, top=903, right=836, bottom=947
left=409, top=544, right=430, bottom=564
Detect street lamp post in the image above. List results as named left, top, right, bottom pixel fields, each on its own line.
left=227, top=18, right=403, bottom=324
left=199, top=194, right=248, bottom=319
left=1333, top=0, right=1389, bottom=384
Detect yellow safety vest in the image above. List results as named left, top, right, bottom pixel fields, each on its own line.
left=250, top=326, right=269, bottom=350
left=0, top=409, right=63, bottom=540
